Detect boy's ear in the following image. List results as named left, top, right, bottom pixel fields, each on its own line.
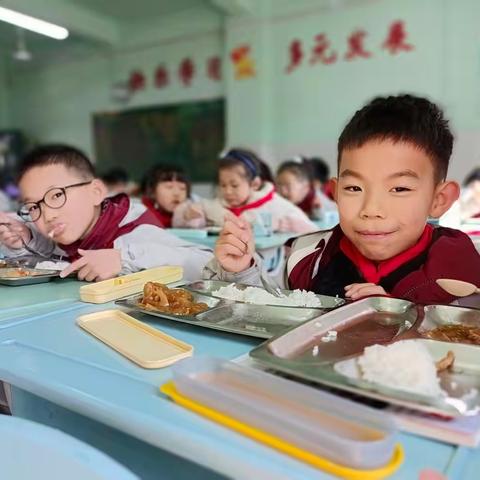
left=90, top=178, right=108, bottom=206
left=330, top=178, right=338, bottom=201
left=429, top=180, right=460, bottom=218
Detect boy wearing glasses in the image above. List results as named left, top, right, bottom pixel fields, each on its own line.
left=0, top=144, right=212, bottom=281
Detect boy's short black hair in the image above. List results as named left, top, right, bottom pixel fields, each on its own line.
left=143, top=164, right=191, bottom=197
left=18, top=144, right=95, bottom=182
left=338, top=94, right=453, bottom=182
left=219, top=148, right=262, bottom=182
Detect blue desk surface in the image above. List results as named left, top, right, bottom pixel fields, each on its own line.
left=0, top=294, right=472, bottom=479
left=169, top=229, right=296, bottom=250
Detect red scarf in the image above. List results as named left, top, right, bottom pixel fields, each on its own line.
left=340, top=224, right=434, bottom=284
left=297, top=187, right=317, bottom=216
left=59, top=194, right=163, bottom=261
left=141, top=196, right=172, bottom=228
left=227, top=188, right=275, bottom=217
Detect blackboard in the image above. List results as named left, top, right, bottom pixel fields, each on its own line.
left=93, top=98, right=225, bottom=182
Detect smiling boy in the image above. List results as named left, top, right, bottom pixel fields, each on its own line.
left=0, top=144, right=212, bottom=281
left=207, top=95, right=480, bottom=303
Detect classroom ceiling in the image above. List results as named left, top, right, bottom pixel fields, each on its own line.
left=66, top=0, right=209, bottom=22
left=0, top=0, right=219, bottom=69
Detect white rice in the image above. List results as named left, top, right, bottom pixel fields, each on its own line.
left=212, top=283, right=322, bottom=307
left=35, top=260, right=70, bottom=271
left=357, top=340, right=443, bottom=397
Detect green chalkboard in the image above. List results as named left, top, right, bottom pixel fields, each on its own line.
left=93, top=98, right=225, bottom=182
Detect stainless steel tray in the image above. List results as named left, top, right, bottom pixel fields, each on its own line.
left=250, top=297, right=480, bottom=416
left=0, top=267, right=59, bottom=286
left=184, top=280, right=345, bottom=309
left=418, top=305, right=480, bottom=344
left=116, top=291, right=322, bottom=338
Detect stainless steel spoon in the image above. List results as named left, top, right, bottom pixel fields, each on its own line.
left=253, top=252, right=284, bottom=298
left=436, top=278, right=480, bottom=297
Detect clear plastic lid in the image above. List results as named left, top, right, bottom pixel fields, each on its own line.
left=172, top=357, right=397, bottom=470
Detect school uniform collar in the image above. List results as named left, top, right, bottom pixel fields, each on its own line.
left=226, top=182, right=275, bottom=217
left=339, top=224, right=434, bottom=284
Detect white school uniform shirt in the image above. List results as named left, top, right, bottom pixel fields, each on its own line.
left=0, top=200, right=213, bottom=281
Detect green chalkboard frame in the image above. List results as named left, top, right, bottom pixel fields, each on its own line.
left=92, top=98, right=225, bottom=183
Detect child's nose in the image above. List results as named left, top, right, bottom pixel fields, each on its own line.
left=41, top=204, right=59, bottom=222
left=359, top=193, right=386, bottom=219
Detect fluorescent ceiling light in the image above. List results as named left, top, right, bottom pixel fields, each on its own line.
left=0, top=6, right=68, bottom=40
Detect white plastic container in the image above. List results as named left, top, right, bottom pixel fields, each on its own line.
left=172, top=357, right=397, bottom=470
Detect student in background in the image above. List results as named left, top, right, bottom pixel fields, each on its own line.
left=141, top=165, right=190, bottom=228
left=100, top=167, right=133, bottom=196
left=307, top=156, right=335, bottom=200
left=276, top=157, right=337, bottom=221
left=0, top=145, right=212, bottom=281
left=208, top=95, right=480, bottom=304
left=441, top=167, right=480, bottom=229
left=173, top=148, right=316, bottom=234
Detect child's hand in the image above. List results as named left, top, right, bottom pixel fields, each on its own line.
left=345, top=283, right=387, bottom=300
left=60, top=248, right=122, bottom=281
left=184, top=203, right=204, bottom=221
left=215, top=213, right=254, bottom=273
left=0, top=213, right=32, bottom=249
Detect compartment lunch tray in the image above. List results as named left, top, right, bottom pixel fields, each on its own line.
left=250, top=297, right=480, bottom=417
left=116, top=290, right=324, bottom=339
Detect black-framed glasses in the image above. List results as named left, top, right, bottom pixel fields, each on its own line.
left=17, top=181, right=92, bottom=222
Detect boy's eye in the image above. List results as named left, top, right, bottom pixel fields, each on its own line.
left=344, top=185, right=362, bottom=192
left=28, top=205, right=39, bottom=214
left=391, top=187, right=412, bottom=193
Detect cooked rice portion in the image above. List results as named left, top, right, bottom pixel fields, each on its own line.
left=212, top=283, right=322, bottom=307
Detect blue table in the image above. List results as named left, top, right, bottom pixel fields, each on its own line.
left=169, top=228, right=296, bottom=250
left=0, top=290, right=474, bottom=480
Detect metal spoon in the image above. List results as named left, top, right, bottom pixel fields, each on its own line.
left=436, top=278, right=480, bottom=297
left=253, top=252, right=284, bottom=298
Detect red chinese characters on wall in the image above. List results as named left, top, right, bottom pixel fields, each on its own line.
left=382, top=20, right=414, bottom=54
left=178, top=57, right=195, bottom=86
left=207, top=56, right=222, bottom=81
left=286, top=39, right=303, bottom=73
left=284, top=19, right=414, bottom=75
left=344, top=29, right=371, bottom=60
left=310, top=34, right=337, bottom=65
left=128, top=70, right=146, bottom=92
left=154, top=65, right=169, bottom=88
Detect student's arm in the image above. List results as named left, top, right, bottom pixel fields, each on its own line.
left=392, top=228, right=480, bottom=304
left=113, top=224, right=214, bottom=281
left=0, top=213, right=60, bottom=258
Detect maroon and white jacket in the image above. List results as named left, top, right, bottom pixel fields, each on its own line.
left=205, top=224, right=480, bottom=304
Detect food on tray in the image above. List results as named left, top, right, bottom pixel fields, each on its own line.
left=1, top=267, right=33, bottom=278
left=435, top=350, right=455, bottom=372
left=35, top=260, right=70, bottom=271
left=355, top=340, right=444, bottom=397
left=425, top=324, right=480, bottom=345
left=139, top=282, right=209, bottom=316
left=212, top=283, right=323, bottom=307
